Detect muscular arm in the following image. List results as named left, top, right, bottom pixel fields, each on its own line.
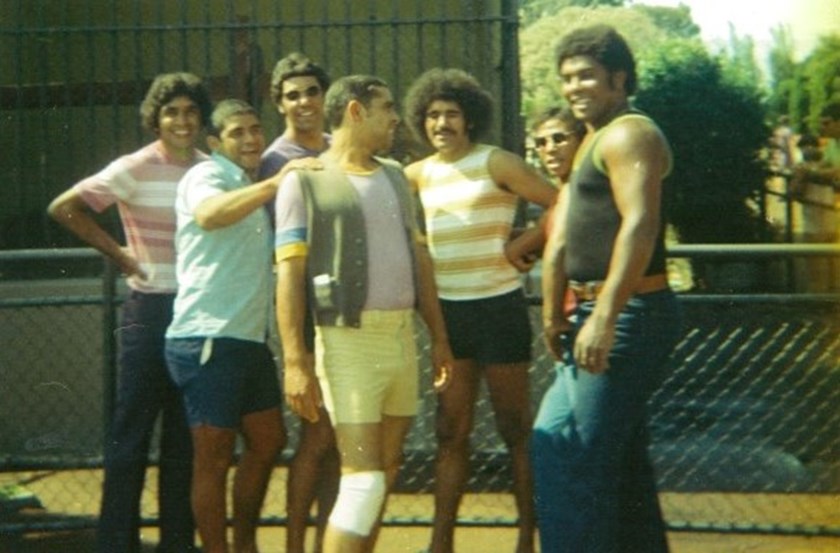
left=574, top=118, right=670, bottom=373
left=275, top=254, right=320, bottom=422
left=541, top=189, right=571, bottom=359
left=47, top=188, right=145, bottom=278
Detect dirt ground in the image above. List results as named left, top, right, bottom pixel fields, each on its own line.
left=1, top=468, right=838, bottom=552
left=2, top=525, right=840, bottom=553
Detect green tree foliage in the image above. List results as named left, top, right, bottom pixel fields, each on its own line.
left=634, top=39, right=770, bottom=243
left=721, top=24, right=763, bottom=91
left=767, top=25, right=797, bottom=121
left=519, top=0, right=625, bottom=27
left=767, top=31, right=840, bottom=133
left=631, top=3, right=699, bottom=38
left=801, top=34, right=840, bottom=132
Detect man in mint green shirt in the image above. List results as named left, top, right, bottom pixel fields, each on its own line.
left=166, top=98, right=308, bottom=553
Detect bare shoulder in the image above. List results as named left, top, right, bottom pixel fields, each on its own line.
left=404, top=158, right=428, bottom=188
left=487, top=147, right=532, bottom=182
left=599, top=115, right=671, bottom=173
left=487, top=147, right=526, bottom=170
left=601, top=115, right=668, bottom=153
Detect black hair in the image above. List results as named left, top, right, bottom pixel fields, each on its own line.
left=555, top=25, right=637, bottom=95
left=139, top=72, right=211, bottom=132
left=269, top=52, right=331, bottom=105
left=323, top=75, right=389, bottom=130
left=207, top=98, right=259, bottom=137
left=531, top=106, right=585, bottom=139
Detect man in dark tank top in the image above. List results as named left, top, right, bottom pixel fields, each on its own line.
left=534, top=24, right=682, bottom=553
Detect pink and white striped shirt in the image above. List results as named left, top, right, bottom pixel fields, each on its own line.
left=74, top=141, right=207, bottom=293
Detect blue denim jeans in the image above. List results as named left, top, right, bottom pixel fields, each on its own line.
left=97, top=292, right=196, bottom=553
left=532, top=289, right=681, bottom=553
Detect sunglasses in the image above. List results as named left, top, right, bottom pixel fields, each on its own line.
left=283, top=85, right=322, bottom=102
left=534, top=131, right=572, bottom=148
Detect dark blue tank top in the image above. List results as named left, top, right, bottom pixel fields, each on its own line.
left=564, top=110, right=669, bottom=282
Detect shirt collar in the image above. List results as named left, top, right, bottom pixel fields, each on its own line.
left=211, top=151, right=250, bottom=184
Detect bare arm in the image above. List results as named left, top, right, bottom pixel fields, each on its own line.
left=47, top=188, right=145, bottom=278
left=488, top=148, right=557, bottom=207
left=414, top=241, right=454, bottom=391
left=275, top=254, right=321, bottom=422
left=573, top=118, right=670, bottom=373
left=541, top=189, right=571, bottom=360
left=195, top=158, right=321, bottom=230
left=505, top=207, right=553, bottom=272
left=486, top=150, right=556, bottom=272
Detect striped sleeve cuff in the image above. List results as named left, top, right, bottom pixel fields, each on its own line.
left=275, top=242, right=308, bottom=261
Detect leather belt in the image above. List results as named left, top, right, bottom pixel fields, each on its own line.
left=568, top=273, right=669, bottom=302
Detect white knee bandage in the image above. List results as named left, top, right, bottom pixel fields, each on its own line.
left=328, top=470, right=387, bottom=536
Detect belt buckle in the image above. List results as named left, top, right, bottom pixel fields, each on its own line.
left=583, top=281, right=598, bottom=301
left=570, top=280, right=599, bottom=302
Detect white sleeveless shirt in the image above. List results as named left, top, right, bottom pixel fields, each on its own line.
left=417, top=144, right=521, bottom=300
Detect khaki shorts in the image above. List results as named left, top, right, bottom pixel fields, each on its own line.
left=314, top=309, right=418, bottom=424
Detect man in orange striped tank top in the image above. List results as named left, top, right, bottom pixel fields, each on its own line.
left=404, top=68, right=557, bottom=553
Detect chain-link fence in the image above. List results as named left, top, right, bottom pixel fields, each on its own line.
left=2, top=247, right=839, bottom=537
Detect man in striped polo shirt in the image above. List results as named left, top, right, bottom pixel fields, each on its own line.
left=404, top=68, right=557, bottom=553
left=48, top=73, right=211, bottom=553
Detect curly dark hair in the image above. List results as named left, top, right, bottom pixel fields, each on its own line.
left=403, top=68, right=494, bottom=146
left=555, top=25, right=637, bottom=96
left=139, top=72, right=211, bottom=133
left=269, top=52, right=331, bottom=105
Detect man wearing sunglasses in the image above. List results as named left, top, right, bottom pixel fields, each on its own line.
left=531, top=107, right=585, bottom=187
left=260, top=52, right=332, bottom=181
left=259, top=52, right=339, bottom=553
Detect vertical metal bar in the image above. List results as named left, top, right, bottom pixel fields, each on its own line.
left=110, top=1, right=120, bottom=156
left=134, top=1, right=144, bottom=145
left=415, top=0, right=425, bottom=74
left=369, top=0, right=377, bottom=73
left=784, top=176, right=795, bottom=291
left=343, top=0, right=352, bottom=71
left=391, top=0, right=400, bottom=103
left=36, top=0, right=50, bottom=248
left=226, top=0, right=236, bottom=98
left=499, top=0, right=522, bottom=155
left=203, top=2, right=212, bottom=83
left=439, top=0, right=448, bottom=65
left=13, top=1, right=25, bottom=248
left=298, top=0, right=306, bottom=52
left=179, top=0, right=189, bottom=72
left=156, top=0, right=165, bottom=74
left=321, top=0, right=330, bottom=65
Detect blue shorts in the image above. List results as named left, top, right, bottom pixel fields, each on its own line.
left=440, top=288, right=532, bottom=364
left=165, top=337, right=282, bottom=429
